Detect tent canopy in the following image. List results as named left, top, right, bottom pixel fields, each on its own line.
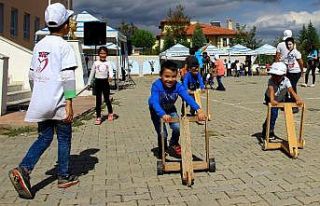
left=254, top=44, right=276, bottom=55
left=228, top=44, right=256, bottom=55
left=35, top=11, right=126, bottom=42
left=82, top=42, right=120, bottom=50
left=201, top=44, right=228, bottom=56
left=160, top=44, right=190, bottom=60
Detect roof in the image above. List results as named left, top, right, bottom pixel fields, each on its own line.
left=185, top=23, right=236, bottom=36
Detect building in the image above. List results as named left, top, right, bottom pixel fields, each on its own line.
left=0, top=0, right=72, bottom=50
left=157, top=19, right=237, bottom=50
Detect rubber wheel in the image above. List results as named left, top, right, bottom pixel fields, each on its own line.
left=157, top=161, right=164, bottom=175
left=209, top=158, right=216, bottom=172
left=182, top=178, right=187, bottom=185
left=262, top=140, right=267, bottom=151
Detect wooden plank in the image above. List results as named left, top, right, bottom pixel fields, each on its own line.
left=180, top=117, right=194, bottom=185
left=164, top=161, right=208, bottom=172
left=284, top=104, right=298, bottom=155
left=194, top=89, right=202, bottom=108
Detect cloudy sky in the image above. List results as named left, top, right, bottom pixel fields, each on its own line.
left=74, top=0, right=320, bottom=43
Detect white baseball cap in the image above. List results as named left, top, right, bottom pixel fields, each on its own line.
left=45, top=3, right=74, bottom=27
left=268, top=62, right=287, bottom=75
left=283, top=30, right=292, bottom=40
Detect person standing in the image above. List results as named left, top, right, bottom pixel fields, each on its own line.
left=283, top=37, right=304, bottom=113
left=87, top=46, right=115, bottom=125
left=302, top=45, right=318, bottom=87
left=8, top=3, right=79, bottom=199
left=276, top=30, right=292, bottom=62
left=213, top=55, right=226, bottom=91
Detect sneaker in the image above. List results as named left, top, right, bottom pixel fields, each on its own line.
left=309, top=84, right=315, bottom=87
left=108, top=113, right=114, bottom=121
left=171, top=144, right=181, bottom=156
left=58, top=175, right=79, bottom=188
left=301, top=83, right=307, bottom=87
left=8, top=167, right=33, bottom=199
left=95, top=118, right=102, bottom=125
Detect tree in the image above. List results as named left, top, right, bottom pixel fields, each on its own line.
left=163, top=30, right=175, bottom=51
left=297, top=22, right=320, bottom=61
left=162, top=4, right=190, bottom=50
left=230, top=25, right=262, bottom=49
left=191, top=23, right=207, bottom=48
left=117, top=21, right=138, bottom=39
left=130, top=29, right=155, bottom=53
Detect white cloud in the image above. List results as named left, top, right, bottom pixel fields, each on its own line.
left=251, top=10, right=320, bottom=31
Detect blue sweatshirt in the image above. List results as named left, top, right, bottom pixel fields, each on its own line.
left=148, top=79, right=200, bottom=118
left=183, top=72, right=205, bottom=91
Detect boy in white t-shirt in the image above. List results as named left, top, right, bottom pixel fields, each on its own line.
left=8, top=3, right=79, bottom=199
left=261, top=62, right=303, bottom=140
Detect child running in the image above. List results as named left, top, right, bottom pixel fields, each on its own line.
left=87, top=46, right=114, bottom=125
left=183, top=57, right=205, bottom=115
left=149, top=60, right=206, bottom=157
left=262, top=62, right=303, bottom=140
left=8, top=3, right=78, bottom=199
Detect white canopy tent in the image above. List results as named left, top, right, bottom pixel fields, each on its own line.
left=227, top=44, right=257, bottom=56
left=254, top=44, right=276, bottom=55
left=201, top=44, right=228, bottom=58
left=159, top=43, right=190, bottom=61
left=35, top=11, right=126, bottom=45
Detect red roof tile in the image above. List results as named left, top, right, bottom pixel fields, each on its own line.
left=185, top=23, right=236, bottom=36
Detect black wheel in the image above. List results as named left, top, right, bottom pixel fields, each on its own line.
left=157, top=161, right=164, bottom=175
left=182, top=178, right=187, bottom=185
left=208, top=158, right=216, bottom=172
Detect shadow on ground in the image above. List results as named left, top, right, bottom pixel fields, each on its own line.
left=31, top=148, right=99, bottom=196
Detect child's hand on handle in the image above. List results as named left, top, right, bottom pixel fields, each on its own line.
left=162, top=114, right=172, bottom=123
left=196, top=109, right=206, bottom=121
left=64, top=99, right=74, bottom=123
left=188, top=90, right=194, bottom=95
left=296, top=98, right=304, bottom=106
left=270, top=100, right=278, bottom=106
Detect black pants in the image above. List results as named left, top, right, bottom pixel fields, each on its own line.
left=95, top=78, right=113, bottom=117
left=305, top=62, right=317, bottom=84
left=286, top=72, right=300, bottom=102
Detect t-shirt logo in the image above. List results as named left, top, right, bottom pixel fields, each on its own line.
left=36, top=52, right=50, bottom=72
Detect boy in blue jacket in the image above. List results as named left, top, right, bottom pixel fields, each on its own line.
left=149, top=61, right=206, bottom=157
left=183, top=57, right=205, bottom=115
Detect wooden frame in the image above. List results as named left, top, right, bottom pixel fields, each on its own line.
left=157, top=89, right=215, bottom=186
left=263, top=103, right=306, bottom=158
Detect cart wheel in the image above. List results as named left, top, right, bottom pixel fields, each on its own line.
left=157, top=161, right=164, bottom=175
left=292, top=148, right=299, bottom=159
left=209, top=158, right=216, bottom=172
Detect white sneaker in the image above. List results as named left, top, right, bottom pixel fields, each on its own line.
left=301, top=83, right=307, bottom=87
left=310, top=84, right=315, bottom=87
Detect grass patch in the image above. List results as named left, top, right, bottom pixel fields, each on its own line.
left=0, top=126, right=37, bottom=137
left=73, top=112, right=95, bottom=128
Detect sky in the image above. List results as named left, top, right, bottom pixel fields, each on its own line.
left=73, top=0, right=320, bottom=44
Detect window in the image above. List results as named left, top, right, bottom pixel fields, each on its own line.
left=10, top=8, right=18, bottom=37
left=0, top=3, right=3, bottom=33
left=34, top=17, right=40, bottom=34
left=223, top=38, right=228, bottom=47
left=23, top=13, right=30, bottom=39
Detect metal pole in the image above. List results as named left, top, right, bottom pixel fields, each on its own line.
left=48, top=0, right=51, bottom=5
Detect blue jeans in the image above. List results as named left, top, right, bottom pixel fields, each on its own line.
left=150, top=108, right=180, bottom=150
left=269, top=108, right=279, bottom=131
left=19, top=120, right=72, bottom=177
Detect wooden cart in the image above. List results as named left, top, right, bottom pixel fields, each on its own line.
left=157, top=90, right=216, bottom=186
left=263, top=103, right=306, bottom=158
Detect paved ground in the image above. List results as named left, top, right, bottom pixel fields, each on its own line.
left=1, top=75, right=320, bottom=206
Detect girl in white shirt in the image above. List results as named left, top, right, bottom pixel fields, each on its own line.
left=87, top=47, right=114, bottom=125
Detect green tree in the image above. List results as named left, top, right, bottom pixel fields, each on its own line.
left=230, top=25, right=262, bottom=49
left=191, top=23, right=207, bottom=48
left=162, top=4, right=190, bottom=50
left=163, top=29, right=175, bottom=51
left=297, top=22, right=320, bottom=62
left=130, top=29, right=155, bottom=53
